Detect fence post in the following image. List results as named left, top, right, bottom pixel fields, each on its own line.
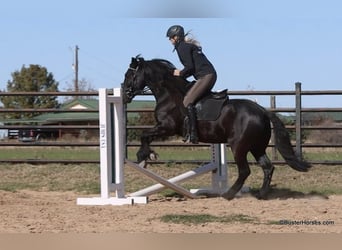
left=295, top=82, right=302, bottom=159
left=270, top=96, right=278, bottom=160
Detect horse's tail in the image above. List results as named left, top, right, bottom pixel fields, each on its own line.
left=266, top=111, right=312, bottom=172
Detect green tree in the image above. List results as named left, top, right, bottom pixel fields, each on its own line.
left=1, top=64, right=60, bottom=119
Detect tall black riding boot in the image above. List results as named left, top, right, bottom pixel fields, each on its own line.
left=186, top=104, right=198, bottom=144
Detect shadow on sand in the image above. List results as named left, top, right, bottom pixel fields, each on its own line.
left=247, top=186, right=329, bottom=200
left=153, top=185, right=329, bottom=201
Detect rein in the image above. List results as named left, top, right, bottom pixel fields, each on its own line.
left=127, top=65, right=151, bottom=95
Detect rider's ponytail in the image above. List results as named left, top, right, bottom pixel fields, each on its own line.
left=184, top=31, right=201, bottom=47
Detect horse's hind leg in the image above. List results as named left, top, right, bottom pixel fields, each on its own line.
left=256, top=154, right=274, bottom=199
left=222, top=151, right=251, bottom=200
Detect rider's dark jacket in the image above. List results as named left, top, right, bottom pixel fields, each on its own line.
left=175, top=40, right=216, bottom=80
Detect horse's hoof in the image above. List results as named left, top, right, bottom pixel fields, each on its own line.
left=138, top=160, right=147, bottom=168
left=221, top=191, right=235, bottom=200
left=256, top=191, right=269, bottom=200
left=149, top=152, right=158, bottom=161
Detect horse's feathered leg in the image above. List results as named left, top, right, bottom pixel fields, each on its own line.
left=136, top=125, right=169, bottom=165
left=257, top=154, right=275, bottom=199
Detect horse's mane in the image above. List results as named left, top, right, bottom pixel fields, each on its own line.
left=141, top=58, right=175, bottom=79
left=139, top=58, right=190, bottom=95
left=150, top=58, right=176, bottom=71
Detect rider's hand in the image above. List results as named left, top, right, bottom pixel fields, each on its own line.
left=173, top=69, right=181, bottom=76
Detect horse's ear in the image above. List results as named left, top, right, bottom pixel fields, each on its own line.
left=136, top=54, right=144, bottom=63
left=131, top=55, right=144, bottom=68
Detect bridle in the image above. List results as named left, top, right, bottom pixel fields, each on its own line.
left=124, top=65, right=151, bottom=100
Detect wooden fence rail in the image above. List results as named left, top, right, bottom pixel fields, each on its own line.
left=0, top=83, right=341, bottom=165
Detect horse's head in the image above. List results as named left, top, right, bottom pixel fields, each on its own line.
left=122, top=56, right=179, bottom=103
left=122, top=56, right=149, bottom=104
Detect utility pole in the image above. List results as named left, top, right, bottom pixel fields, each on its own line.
left=74, top=45, right=79, bottom=93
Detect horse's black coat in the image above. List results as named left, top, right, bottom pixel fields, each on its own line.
left=123, top=56, right=311, bottom=200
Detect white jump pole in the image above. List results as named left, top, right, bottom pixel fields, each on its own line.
left=128, top=144, right=228, bottom=198
left=128, top=144, right=228, bottom=197
left=128, top=162, right=216, bottom=197
left=77, top=88, right=147, bottom=205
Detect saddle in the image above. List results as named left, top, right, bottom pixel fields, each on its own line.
left=195, top=89, right=228, bottom=121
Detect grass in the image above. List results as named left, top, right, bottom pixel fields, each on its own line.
left=0, top=161, right=342, bottom=197
left=0, top=147, right=100, bottom=161
left=304, top=150, right=342, bottom=161
left=0, top=147, right=341, bottom=196
left=160, top=213, right=257, bottom=225
left=0, top=164, right=100, bottom=193
left=0, top=146, right=341, bottom=163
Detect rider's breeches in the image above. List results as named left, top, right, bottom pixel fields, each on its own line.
left=183, top=73, right=217, bottom=107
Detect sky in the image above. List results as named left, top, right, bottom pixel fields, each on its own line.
left=1, top=0, right=341, bottom=108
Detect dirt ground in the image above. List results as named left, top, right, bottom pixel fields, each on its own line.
left=0, top=190, right=341, bottom=233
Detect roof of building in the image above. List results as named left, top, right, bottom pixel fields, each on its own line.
left=34, top=98, right=99, bottom=124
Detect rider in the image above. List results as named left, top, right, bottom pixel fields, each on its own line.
left=166, top=25, right=217, bottom=144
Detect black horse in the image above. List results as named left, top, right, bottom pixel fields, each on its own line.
left=122, top=56, right=311, bottom=200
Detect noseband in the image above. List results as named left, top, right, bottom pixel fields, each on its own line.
left=125, top=66, right=151, bottom=98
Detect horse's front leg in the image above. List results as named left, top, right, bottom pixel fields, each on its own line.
left=136, top=125, right=168, bottom=166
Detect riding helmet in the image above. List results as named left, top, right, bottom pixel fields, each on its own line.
left=166, top=25, right=185, bottom=39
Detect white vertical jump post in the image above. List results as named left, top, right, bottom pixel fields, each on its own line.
left=191, top=143, right=228, bottom=196
left=77, top=88, right=228, bottom=206
left=77, top=88, right=148, bottom=205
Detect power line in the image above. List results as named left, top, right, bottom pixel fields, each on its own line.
left=79, top=48, right=123, bottom=75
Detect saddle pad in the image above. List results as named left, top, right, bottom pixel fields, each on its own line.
left=195, top=97, right=227, bottom=121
